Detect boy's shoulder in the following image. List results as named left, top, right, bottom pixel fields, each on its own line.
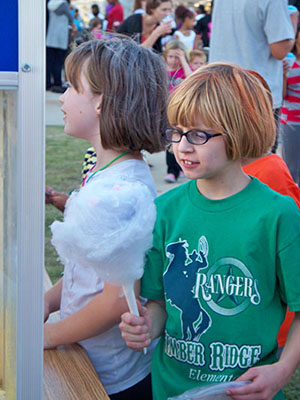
left=252, top=177, right=299, bottom=215
left=155, top=178, right=299, bottom=216
left=155, top=181, right=191, bottom=209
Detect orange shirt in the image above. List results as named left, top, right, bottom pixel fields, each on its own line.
left=243, top=154, right=300, bottom=347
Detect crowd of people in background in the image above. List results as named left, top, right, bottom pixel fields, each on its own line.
left=44, top=1, right=300, bottom=399
left=46, top=0, right=213, bottom=182
left=46, top=0, right=125, bottom=93
left=46, top=0, right=211, bottom=92
left=45, top=0, right=300, bottom=192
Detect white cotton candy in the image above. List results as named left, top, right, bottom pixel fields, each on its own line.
left=51, top=176, right=156, bottom=286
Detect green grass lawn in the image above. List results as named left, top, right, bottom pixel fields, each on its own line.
left=45, top=125, right=300, bottom=399
left=45, top=125, right=88, bottom=283
left=284, top=366, right=300, bottom=400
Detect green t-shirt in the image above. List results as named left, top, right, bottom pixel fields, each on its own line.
left=141, top=178, right=300, bottom=400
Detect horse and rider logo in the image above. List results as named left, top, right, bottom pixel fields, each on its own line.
left=163, top=236, right=260, bottom=341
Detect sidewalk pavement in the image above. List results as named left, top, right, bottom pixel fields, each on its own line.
left=46, top=91, right=188, bottom=195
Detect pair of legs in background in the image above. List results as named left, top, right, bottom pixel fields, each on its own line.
left=46, top=46, right=68, bottom=92
left=165, top=150, right=184, bottom=183
left=281, top=123, right=300, bottom=186
left=272, top=109, right=299, bottom=186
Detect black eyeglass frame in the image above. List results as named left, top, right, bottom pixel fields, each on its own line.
left=163, top=127, right=223, bottom=145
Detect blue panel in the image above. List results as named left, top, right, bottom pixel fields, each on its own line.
left=0, top=2, right=18, bottom=71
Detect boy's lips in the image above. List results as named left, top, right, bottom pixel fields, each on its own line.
left=181, top=159, right=199, bottom=168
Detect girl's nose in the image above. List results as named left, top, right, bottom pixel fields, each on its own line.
left=59, top=93, right=64, bottom=104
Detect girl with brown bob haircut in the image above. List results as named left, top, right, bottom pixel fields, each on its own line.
left=65, top=37, right=168, bottom=153
left=120, top=63, right=300, bottom=400
left=44, top=37, right=168, bottom=400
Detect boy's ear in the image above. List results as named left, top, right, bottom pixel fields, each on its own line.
left=95, top=94, right=103, bottom=115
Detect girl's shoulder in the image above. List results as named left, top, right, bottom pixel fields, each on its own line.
left=174, top=29, right=194, bottom=37
left=292, top=59, right=300, bottom=67
left=83, top=159, right=156, bottom=199
left=168, top=66, right=185, bottom=76
left=287, top=60, right=300, bottom=76
left=190, top=29, right=196, bottom=38
left=117, top=12, right=142, bottom=33
left=174, top=30, right=183, bottom=37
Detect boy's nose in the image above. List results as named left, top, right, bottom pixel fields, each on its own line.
left=177, top=135, right=194, bottom=152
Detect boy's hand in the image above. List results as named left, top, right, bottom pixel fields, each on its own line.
left=44, top=299, right=50, bottom=323
left=50, top=192, right=69, bottom=212
left=283, top=59, right=290, bottom=77
left=226, top=362, right=289, bottom=400
left=44, top=323, right=57, bottom=350
left=45, top=186, right=68, bottom=211
left=45, top=186, right=57, bottom=204
left=119, top=303, right=152, bottom=351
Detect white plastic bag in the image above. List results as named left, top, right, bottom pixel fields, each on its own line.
left=168, top=381, right=250, bottom=400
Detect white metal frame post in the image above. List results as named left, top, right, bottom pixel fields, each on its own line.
left=16, top=0, right=45, bottom=398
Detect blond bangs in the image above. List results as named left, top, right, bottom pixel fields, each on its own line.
left=168, top=63, right=276, bottom=160
left=168, top=72, right=227, bottom=131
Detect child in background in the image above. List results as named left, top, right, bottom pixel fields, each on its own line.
left=243, top=151, right=300, bottom=357
left=163, top=39, right=192, bottom=93
left=43, top=37, right=168, bottom=400
left=242, top=70, right=300, bottom=358
left=106, top=0, right=124, bottom=32
left=163, top=40, right=191, bottom=183
left=120, top=63, right=300, bottom=400
left=90, top=17, right=103, bottom=39
left=189, top=49, right=206, bottom=70
left=280, top=26, right=300, bottom=186
left=132, top=0, right=146, bottom=14
left=173, top=5, right=196, bottom=51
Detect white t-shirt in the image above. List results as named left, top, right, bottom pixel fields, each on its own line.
left=209, top=0, right=294, bottom=109
left=134, top=8, right=146, bottom=14
left=51, top=159, right=157, bottom=395
left=174, top=30, right=196, bottom=51
left=195, top=13, right=205, bottom=22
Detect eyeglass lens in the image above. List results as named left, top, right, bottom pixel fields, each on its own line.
left=166, top=129, right=208, bottom=144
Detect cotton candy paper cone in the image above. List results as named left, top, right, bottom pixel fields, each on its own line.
left=122, top=282, right=147, bottom=355
left=122, top=282, right=139, bottom=316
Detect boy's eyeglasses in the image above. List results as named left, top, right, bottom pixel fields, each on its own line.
left=163, top=128, right=223, bottom=145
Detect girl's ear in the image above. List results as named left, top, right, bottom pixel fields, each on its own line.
left=95, top=94, right=103, bottom=116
